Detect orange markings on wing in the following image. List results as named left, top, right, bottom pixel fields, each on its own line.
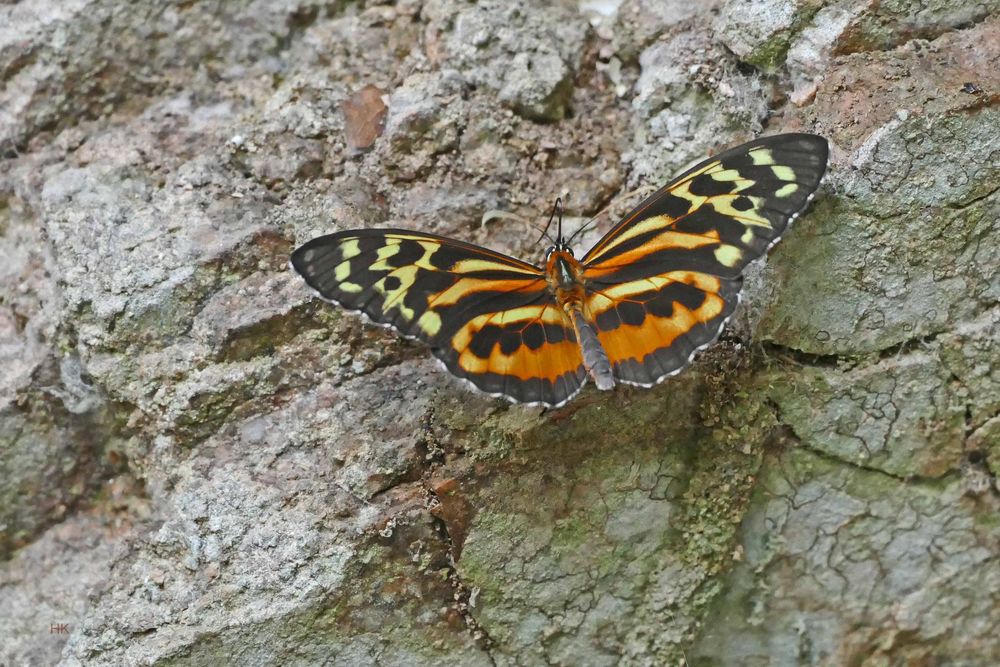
left=586, top=281, right=727, bottom=366
left=450, top=303, right=583, bottom=383
left=584, top=229, right=723, bottom=277
left=457, top=338, right=583, bottom=382
left=585, top=271, right=723, bottom=318
left=430, top=277, right=547, bottom=308
left=450, top=305, right=561, bottom=349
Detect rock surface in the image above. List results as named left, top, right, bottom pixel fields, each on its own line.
left=1, top=1, right=997, bottom=665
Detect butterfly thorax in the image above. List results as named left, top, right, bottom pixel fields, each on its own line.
left=544, top=249, right=586, bottom=304
left=544, top=248, right=615, bottom=391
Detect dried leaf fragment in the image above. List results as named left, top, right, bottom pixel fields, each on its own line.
left=341, top=84, right=388, bottom=153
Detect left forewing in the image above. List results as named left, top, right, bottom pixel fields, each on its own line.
left=291, top=229, right=585, bottom=405
left=291, top=229, right=547, bottom=343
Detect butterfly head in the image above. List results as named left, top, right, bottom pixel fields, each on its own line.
left=545, top=240, right=573, bottom=259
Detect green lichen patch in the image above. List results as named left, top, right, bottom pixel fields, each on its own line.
left=674, top=382, right=777, bottom=571
left=692, top=445, right=1000, bottom=665
left=760, top=167, right=998, bottom=357
left=746, top=32, right=795, bottom=72
left=447, top=357, right=782, bottom=664
left=763, top=350, right=967, bottom=479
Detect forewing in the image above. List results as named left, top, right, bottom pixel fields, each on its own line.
left=291, top=229, right=585, bottom=405
left=583, top=133, right=829, bottom=278
left=581, top=133, right=828, bottom=384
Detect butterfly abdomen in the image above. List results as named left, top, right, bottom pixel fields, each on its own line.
left=570, top=308, right=615, bottom=391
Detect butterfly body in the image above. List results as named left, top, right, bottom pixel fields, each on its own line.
left=292, top=133, right=829, bottom=407
left=545, top=247, right=615, bottom=391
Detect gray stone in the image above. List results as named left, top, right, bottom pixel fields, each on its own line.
left=422, top=0, right=588, bottom=122
left=498, top=50, right=574, bottom=122
left=610, top=0, right=722, bottom=62
left=692, top=448, right=1000, bottom=665
left=628, top=27, right=769, bottom=184
left=0, top=1, right=997, bottom=665
left=0, top=509, right=138, bottom=666
left=713, top=0, right=814, bottom=71
left=757, top=23, right=1000, bottom=355
left=381, top=70, right=468, bottom=179
left=767, top=350, right=965, bottom=478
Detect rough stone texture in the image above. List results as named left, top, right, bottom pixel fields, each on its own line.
left=714, top=0, right=819, bottom=71
left=422, top=0, right=587, bottom=122
left=610, top=0, right=722, bottom=63
left=0, top=1, right=997, bottom=666
left=692, top=447, right=1000, bottom=666
left=757, top=23, right=1000, bottom=355
left=628, top=25, right=771, bottom=183
left=0, top=503, right=143, bottom=666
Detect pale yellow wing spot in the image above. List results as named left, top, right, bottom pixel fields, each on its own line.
left=340, top=238, right=362, bottom=260
left=709, top=168, right=753, bottom=184
left=775, top=182, right=799, bottom=198
left=671, top=179, right=708, bottom=210
left=710, top=195, right=772, bottom=228
left=373, top=241, right=445, bottom=322
left=368, top=241, right=402, bottom=272
left=334, top=261, right=352, bottom=281
left=339, top=281, right=363, bottom=294
left=417, top=310, right=442, bottom=336
left=771, top=165, right=796, bottom=181
left=749, top=148, right=774, bottom=165
left=714, top=245, right=742, bottom=267
left=376, top=266, right=418, bottom=321
left=414, top=241, right=446, bottom=270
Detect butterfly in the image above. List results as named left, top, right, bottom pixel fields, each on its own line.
left=291, top=133, right=829, bottom=407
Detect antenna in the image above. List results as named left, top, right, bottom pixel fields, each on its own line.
left=535, top=197, right=563, bottom=247
left=555, top=198, right=564, bottom=244
left=481, top=209, right=558, bottom=243
left=566, top=215, right=602, bottom=246
left=565, top=185, right=657, bottom=247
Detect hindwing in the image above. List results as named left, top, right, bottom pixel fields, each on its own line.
left=291, top=229, right=586, bottom=405
left=582, top=133, right=829, bottom=384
